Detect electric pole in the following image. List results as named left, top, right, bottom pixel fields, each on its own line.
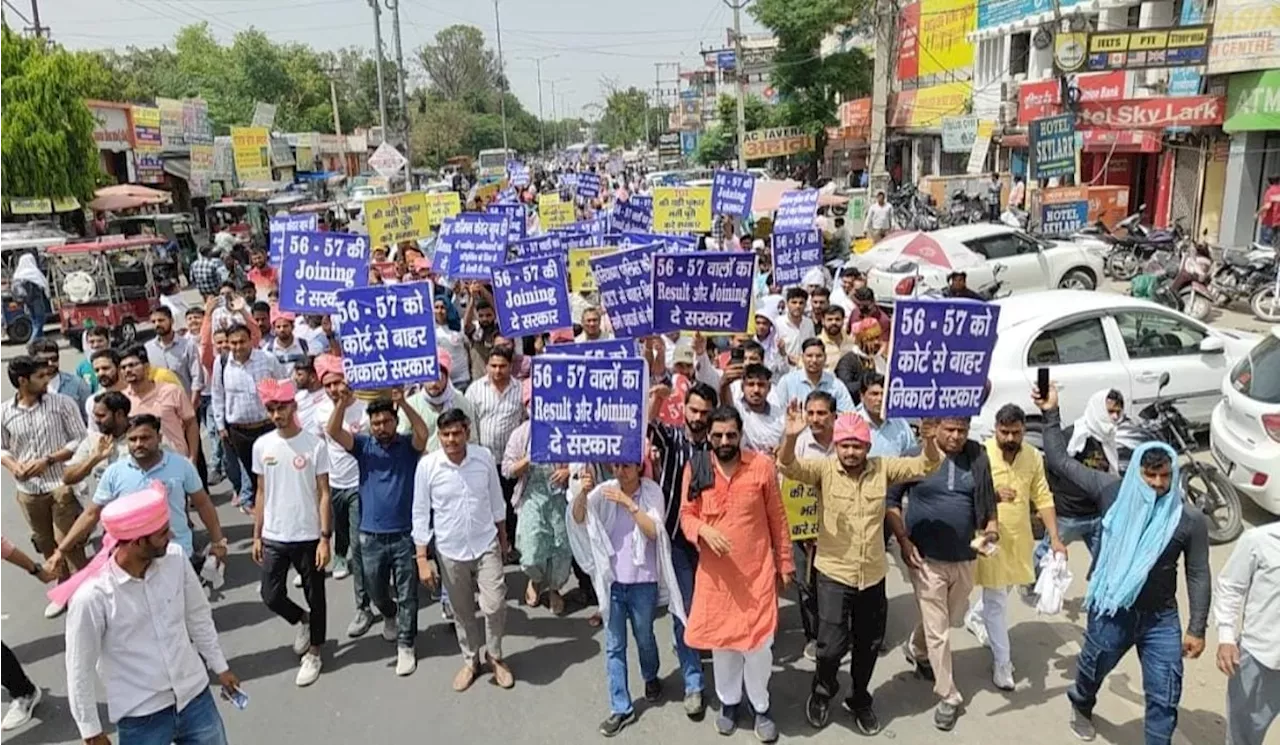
left=519, top=54, right=558, bottom=156
left=387, top=0, right=411, bottom=190
left=325, top=68, right=344, bottom=136
left=493, top=0, right=510, bottom=152
left=724, top=0, right=749, bottom=170
left=368, top=0, right=388, bottom=135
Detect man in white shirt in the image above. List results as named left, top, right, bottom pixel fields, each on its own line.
left=1214, top=522, right=1280, bottom=745
left=65, top=486, right=241, bottom=745
left=774, top=287, right=814, bottom=364
left=412, top=408, right=514, bottom=693
left=734, top=364, right=785, bottom=454
left=863, top=190, right=893, bottom=241
left=251, top=378, right=332, bottom=688
left=291, top=357, right=327, bottom=436
left=577, top=307, right=610, bottom=342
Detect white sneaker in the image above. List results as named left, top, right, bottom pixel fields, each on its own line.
left=1, top=687, right=41, bottom=730
left=395, top=647, right=416, bottom=676
left=332, top=556, right=350, bottom=580
left=964, top=610, right=990, bottom=648
left=292, top=573, right=303, bottom=588
left=292, top=620, right=312, bottom=656
left=295, top=652, right=322, bottom=687
left=43, top=601, right=65, bottom=620
left=993, top=661, right=1015, bottom=691
left=382, top=616, right=399, bottom=642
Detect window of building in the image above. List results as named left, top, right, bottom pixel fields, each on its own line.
left=1009, top=32, right=1030, bottom=77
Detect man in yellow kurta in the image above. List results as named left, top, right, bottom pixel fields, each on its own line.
left=967, top=404, right=1065, bottom=690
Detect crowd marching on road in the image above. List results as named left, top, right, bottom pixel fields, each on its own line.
left=0, top=163, right=1277, bottom=745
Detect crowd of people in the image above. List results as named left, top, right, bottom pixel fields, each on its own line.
left=1, top=172, right=1276, bottom=745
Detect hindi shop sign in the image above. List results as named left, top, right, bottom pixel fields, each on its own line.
left=710, top=171, right=756, bottom=218
left=436, top=214, right=509, bottom=281
left=590, top=242, right=662, bottom=338
left=1039, top=186, right=1089, bottom=234
left=1031, top=114, right=1076, bottom=180
left=530, top=356, right=647, bottom=464
left=885, top=298, right=1000, bottom=419
left=773, top=189, right=821, bottom=233
left=613, top=196, right=653, bottom=232
left=268, top=213, right=318, bottom=266
left=742, top=126, right=815, bottom=161
left=365, top=192, right=431, bottom=248
left=652, top=186, right=712, bottom=234
left=279, top=231, right=372, bottom=313
left=491, top=255, right=572, bottom=338
left=771, top=229, right=824, bottom=287
left=652, top=251, right=755, bottom=335
left=335, top=283, right=440, bottom=390
left=546, top=338, right=637, bottom=358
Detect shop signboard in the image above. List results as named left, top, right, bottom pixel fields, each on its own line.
left=1224, top=70, right=1280, bottom=133
left=1030, top=114, right=1075, bottom=180
left=918, top=0, right=976, bottom=75
left=742, top=126, right=815, bottom=160
left=1039, top=186, right=1089, bottom=234
left=942, top=116, right=980, bottom=153
left=87, top=102, right=133, bottom=152
left=1207, top=0, right=1280, bottom=75
left=896, top=2, right=920, bottom=81
left=1083, top=25, right=1211, bottom=73
left=1018, top=71, right=1126, bottom=125
left=1075, top=96, right=1225, bottom=129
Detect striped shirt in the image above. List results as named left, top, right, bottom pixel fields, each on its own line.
left=1, top=392, right=88, bottom=493
left=210, top=349, right=285, bottom=430
left=464, top=376, right=525, bottom=462
left=647, top=421, right=710, bottom=543
left=145, top=335, right=204, bottom=395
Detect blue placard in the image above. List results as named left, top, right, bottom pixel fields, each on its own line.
left=530, top=356, right=647, bottom=464
left=1031, top=114, right=1076, bottom=180
left=491, top=255, right=572, bottom=338
left=509, top=233, right=564, bottom=262
left=572, top=216, right=609, bottom=243
left=1040, top=200, right=1089, bottom=234
left=590, top=242, right=662, bottom=338
left=277, top=230, right=371, bottom=313
left=268, top=213, right=318, bottom=266
left=711, top=171, right=756, bottom=218
left=618, top=231, right=697, bottom=251
left=652, top=251, right=755, bottom=334
left=496, top=186, right=519, bottom=204
left=576, top=171, right=602, bottom=200
left=555, top=230, right=600, bottom=250
left=717, top=50, right=736, bottom=70
left=488, top=203, right=527, bottom=244
left=612, top=196, right=652, bottom=232
left=774, top=189, right=820, bottom=233
left=507, top=161, right=531, bottom=188
left=334, top=282, right=440, bottom=390
left=885, top=298, right=1001, bottom=419
left=436, top=214, right=509, bottom=280
left=547, top=338, right=637, bottom=358
left=771, top=229, right=824, bottom=287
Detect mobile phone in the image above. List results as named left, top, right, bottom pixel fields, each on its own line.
left=1036, top=367, right=1050, bottom=400
left=729, top=347, right=746, bottom=365
left=221, top=687, right=249, bottom=710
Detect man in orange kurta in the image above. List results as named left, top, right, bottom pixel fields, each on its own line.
left=680, top=407, right=795, bottom=743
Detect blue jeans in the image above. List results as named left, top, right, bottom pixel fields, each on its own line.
left=670, top=541, right=704, bottom=695
left=1035, top=514, right=1101, bottom=579
left=1069, top=607, right=1183, bottom=745
left=116, top=687, right=227, bottom=745
left=360, top=531, right=418, bottom=648
left=606, top=581, right=660, bottom=716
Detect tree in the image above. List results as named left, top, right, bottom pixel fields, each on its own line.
left=692, top=125, right=734, bottom=166
left=597, top=85, right=650, bottom=148
left=1, top=24, right=104, bottom=201
left=416, top=25, right=501, bottom=102
left=750, top=0, right=873, bottom=174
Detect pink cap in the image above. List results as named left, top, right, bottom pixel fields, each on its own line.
left=101, top=484, right=170, bottom=541
left=257, top=378, right=297, bottom=404
left=833, top=412, right=872, bottom=445
left=437, top=348, right=453, bottom=374
left=270, top=308, right=296, bottom=325
left=314, top=354, right=344, bottom=383
left=550, top=327, right=575, bottom=344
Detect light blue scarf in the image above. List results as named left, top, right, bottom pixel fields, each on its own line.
left=1085, top=441, right=1183, bottom=618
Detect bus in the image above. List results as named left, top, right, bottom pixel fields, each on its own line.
left=477, top=148, right=516, bottom=183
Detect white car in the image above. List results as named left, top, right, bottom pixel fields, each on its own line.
left=1210, top=327, right=1280, bottom=514
left=343, top=185, right=388, bottom=218
left=863, top=224, right=1105, bottom=301
left=974, top=290, right=1257, bottom=437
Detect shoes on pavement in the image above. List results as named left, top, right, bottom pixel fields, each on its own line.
left=332, top=556, right=350, bottom=580
left=292, top=619, right=311, bottom=656
left=347, top=609, right=373, bottom=638
left=993, top=661, right=1016, bottom=691
left=643, top=679, right=662, bottom=702
left=599, top=711, right=636, bottom=738
left=489, top=656, right=514, bottom=689
left=382, top=616, right=399, bottom=642
left=805, top=694, right=830, bottom=729
left=1, top=688, right=40, bottom=731
left=842, top=700, right=881, bottom=735
left=803, top=640, right=817, bottom=661
left=43, top=601, right=65, bottom=620
left=441, top=600, right=454, bottom=621
left=934, top=700, right=960, bottom=731
left=753, top=710, right=778, bottom=743
left=295, top=652, right=321, bottom=687
left=453, top=661, right=479, bottom=692
left=1069, top=705, right=1097, bottom=741
left=964, top=608, right=990, bottom=648
left=395, top=647, right=416, bottom=676
left=683, top=691, right=705, bottom=720
left=904, top=642, right=935, bottom=682
left=715, top=703, right=739, bottom=736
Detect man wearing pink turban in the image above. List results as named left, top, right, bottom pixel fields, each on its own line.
left=778, top=405, right=943, bottom=735
left=65, top=487, right=241, bottom=745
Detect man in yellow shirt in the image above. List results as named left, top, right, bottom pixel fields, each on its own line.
left=966, top=404, right=1066, bottom=690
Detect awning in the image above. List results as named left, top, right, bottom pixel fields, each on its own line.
left=162, top=157, right=191, bottom=181
left=1000, top=134, right=1029, bottom=148
left=1081, top=130, right=1162, bottom=154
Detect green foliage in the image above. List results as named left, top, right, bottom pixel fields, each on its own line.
left=691, top=125, right=734, bottom=166
left=1, top=24, right=104, bottom=201
left=595, top=86, right=670, bottom=149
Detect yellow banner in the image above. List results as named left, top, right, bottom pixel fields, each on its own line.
left=476, top=181, right=502, bottom=204
left=365, top=192, right=431, bottom=248
left=539, top=195, right=575, bottom=229
left=569, top=247, right=617, bottom=292
left=911, top=81, right=972, bottom=128
left=652, top=186, right=712, bottom=233
left=9, top=197, right=52, bottom=215
left=424, top=192, right=461, bottom=226
left=52, top=196, right=81, bottom=213
left=230, top=126, right=271, bottom=184
left=918, top=0, right=975, bottom=75
left=781, top=478, right=820, bottom=542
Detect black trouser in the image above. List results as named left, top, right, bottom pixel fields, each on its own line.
left=225, top=421, right=274, bottom=507
left=2, top=643, right=36, bottom=698
left=193, top=436, right=209, bottom=491
left=500, top=475, right=518, bottom=548
left=260, top=539, right=327, bottom=648
left=811, top=574, right=887, bottom=711
left=794, top=540, right=818, bottom=642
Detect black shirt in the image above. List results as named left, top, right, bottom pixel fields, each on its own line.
left=887, top=440, right=997, bottom=563
left=1045, top=424, right=1109, bottom=519
left=648, top=421, right=708, bottom=550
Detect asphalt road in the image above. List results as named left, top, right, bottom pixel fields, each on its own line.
left=1, top=293, right=1276, bottom=745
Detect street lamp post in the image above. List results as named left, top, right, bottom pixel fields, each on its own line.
left=493, top=0, right=509, bottom=152
left=517, top=54, right=558, bottom=156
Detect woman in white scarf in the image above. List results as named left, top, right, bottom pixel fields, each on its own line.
left=1067, top=389, right=1124, bottom=475
left=12, top=253, right=51, bottom=338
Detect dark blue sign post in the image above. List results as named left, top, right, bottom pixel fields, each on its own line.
left=546, top=338, right=637, bottom=358
left=436, top=214, right=509, bottom=280
left=530, top=356, right=647, bottom=464
left=1031, top=114, right=1077, bottom=180
left=268, top=213, right=318, bottom=266
left=490, top=255, right=573, bottom=338
left=771, top=229, right=824, bottom=287
left=652, top=251, right=755, bottom=334
left=711, top=171, right=756, bottom=218
left=613, top=196, right=652, bottom=231
left=590, top=242, right=662, bottom=338
left=335, top=283, right=440, bottom=390
left=278, top=230, right=371, bottom=313
left=885, top=298, right=1001, bottom=419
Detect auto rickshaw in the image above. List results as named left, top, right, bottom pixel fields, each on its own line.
left=106, top=212, right=199, bottom=279
left=1, top=223, right=72, bottom=343
left=206, top=199, right=268, bottom=251
left=46, top=236, right=177, bottom=350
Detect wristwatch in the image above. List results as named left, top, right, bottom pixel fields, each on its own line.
left=321, top=531, right=333, bottom=539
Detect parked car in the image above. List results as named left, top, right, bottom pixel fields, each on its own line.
left=974, top=290, right=1257, bottom=438
left=1210, top=326, right=1280, bottom=515
left=862, top=224, right=1105, bottom=302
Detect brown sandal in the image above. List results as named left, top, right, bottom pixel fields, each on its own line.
left=453, top=661, right=479, bottom=692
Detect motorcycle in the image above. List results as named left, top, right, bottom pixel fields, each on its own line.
left=1209, top=242, right=1276, bottom=310
left=1104, top=210, right=1184, bottom=281
left=1130, top=250, right=1214, bottom=322
left=1115, top=371, right=1243, bottom=544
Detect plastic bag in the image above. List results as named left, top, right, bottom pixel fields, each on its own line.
left=200, top=545, right=226, bottom=590
left=1033, top=551, right=1072, bottom=616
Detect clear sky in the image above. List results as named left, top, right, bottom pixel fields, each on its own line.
left=42, top=0, right=764, bottom=120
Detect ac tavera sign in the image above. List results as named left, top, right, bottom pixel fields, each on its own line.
left=742, top=126, right=815, bottom=161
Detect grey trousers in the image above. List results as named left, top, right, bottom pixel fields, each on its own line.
left=438, top=539, right=508, bottom=663
left=1227, top=649, right=1279, bottom=745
